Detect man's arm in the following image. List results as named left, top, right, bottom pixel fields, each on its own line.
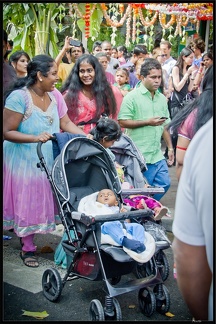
left=118, top=117, right=167, bottom=129
left=162, top=127, right=174, bottom=165
left=172, top=238, right=212, bottom=320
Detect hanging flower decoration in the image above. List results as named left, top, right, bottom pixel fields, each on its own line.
left=145, top=3, right=213, bottom=20
left=159, top=13, right=176, bottom=29
left=68, top=3, right=212, bottom=45
left=100, top=3, right=132, bottom=27
left=132, top=8, right=137, bottom=43
left=138, top=7, right=158, bottom=27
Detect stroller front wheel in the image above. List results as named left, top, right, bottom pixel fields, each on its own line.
left=42, top=268, right=62, bottom=302
left=138, top=287, right=156, bottom=317
left=89, top=299, right=105, bottom=321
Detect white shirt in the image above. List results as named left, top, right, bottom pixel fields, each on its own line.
left=173, top=117, right=213, bottom=320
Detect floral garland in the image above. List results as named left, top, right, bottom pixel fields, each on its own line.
left=144, top=3, right=213, bottom=20
left=70, top=3, right=96, bottom=18
left=138, top=7, right=158, bottom=27
left=159, top=13, right=176, bottom=29
left=100, top=3, right=132, bottom=27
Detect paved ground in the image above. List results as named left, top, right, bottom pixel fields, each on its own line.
left=3, top=160, right=193, bottom=321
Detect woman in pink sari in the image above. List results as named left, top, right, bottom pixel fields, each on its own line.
left=60, top=54, right=123, bottom=134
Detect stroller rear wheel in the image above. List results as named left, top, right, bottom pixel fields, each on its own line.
left=153, top=284, right=170, bottom=314
left=138, top=287, right=156, bottom=317
left=156, top=250, right=170, bottom=281
left=89, top=299, right=105, bottom=321
left=42, top=268, right=62, bottom=302
left=133, top=259, right=154, bottom=279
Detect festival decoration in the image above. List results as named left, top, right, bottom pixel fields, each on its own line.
left=68, top=3, right=213, bottom=44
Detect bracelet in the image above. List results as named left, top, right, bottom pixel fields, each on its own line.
left=191, top=78, right=195, bottom=80
left=168, top=148, right=174, bottom=151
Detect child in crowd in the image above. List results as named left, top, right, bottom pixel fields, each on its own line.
left=78, top=189, right=146, bottom=253
left=113, top=67, right=131, bottom=96
left=90, top=117, right=169, bottom=220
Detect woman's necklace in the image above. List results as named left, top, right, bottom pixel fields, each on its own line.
left=30, top=87, right=46, bottom=102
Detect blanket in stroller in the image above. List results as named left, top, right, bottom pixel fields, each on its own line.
left=78, top=192, right=156, bottom=263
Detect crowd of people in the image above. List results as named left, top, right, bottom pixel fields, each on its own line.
left=3, top=28, right=213, bottom=320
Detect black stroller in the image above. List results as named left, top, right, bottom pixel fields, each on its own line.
left=37, top=135, right=170, bottom=320
left=110, top=134, right=172, bottom=282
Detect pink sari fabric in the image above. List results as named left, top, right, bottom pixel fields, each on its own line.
left=66, top=89, right=123, bottom=134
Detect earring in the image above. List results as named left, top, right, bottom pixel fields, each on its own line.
left=39, top=79, right=42, bottom=82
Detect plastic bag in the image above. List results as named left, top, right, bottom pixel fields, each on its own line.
left=143, top=221, right=171, bottom=244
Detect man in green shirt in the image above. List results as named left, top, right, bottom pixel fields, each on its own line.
left=118, top=58, right=174, bottom=201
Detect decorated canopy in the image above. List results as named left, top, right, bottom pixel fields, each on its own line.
left=68, top=3, right=213, bottom=46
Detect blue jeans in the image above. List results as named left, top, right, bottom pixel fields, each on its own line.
left=101, top=221, right=145, bottom=245
left=143, top=159, right=171, bottom=201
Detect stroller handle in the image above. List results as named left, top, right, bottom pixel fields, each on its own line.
left=37, top=136, right=56, bottom=160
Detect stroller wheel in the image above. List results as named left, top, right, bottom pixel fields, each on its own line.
left=156, top=250, right=170, bottom=281
left=89, top=299, right=105, bottom=321
left=108, top=276, right=121, bottom=285
left=133, top=259, right=154, bottom=279
left=138, top=287, right=156, bottom=317
left=104, top=297, right=122, bottom=321
left=153, top=284, right=170, bottom=314
left=42, top=268, right=62, bottom=302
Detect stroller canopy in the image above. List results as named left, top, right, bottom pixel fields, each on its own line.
left=52, top=137, right=122, bottom=204
left=110, top=134, right=147, bottom=188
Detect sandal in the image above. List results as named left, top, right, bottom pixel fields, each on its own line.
left=20, top=251, right=39, bottom=268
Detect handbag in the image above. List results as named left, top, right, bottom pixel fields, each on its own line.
left=171, top=92, right=194, bottom=118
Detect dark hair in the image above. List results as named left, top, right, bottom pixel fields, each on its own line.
left=167, top=64, right=213, bottom=137
left=9, top=50, right=31, bottom=65
left=175, top=47, right=194, bottom=76
left=133, top=45, right=148, bottom=56
left=115, top=67, right=130, bottom=78
left=202, top=51, right=213, bottom=61
left=60, top=54, right=117, bottom=120
left=140, top=58, right=162, bottom=77
left=92, top=41, right=102, bottom=51
left=90, top=116, right=122, bottom=142
left=4, top=54, right=55, bottom=100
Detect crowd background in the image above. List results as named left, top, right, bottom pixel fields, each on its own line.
left=3, top=24, right=213, bottom=321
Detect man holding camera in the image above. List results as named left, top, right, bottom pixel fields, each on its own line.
left=55, top=36, right=85, bottom=82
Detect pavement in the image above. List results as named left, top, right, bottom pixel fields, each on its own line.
left=3, top=155, right=187, bottom=322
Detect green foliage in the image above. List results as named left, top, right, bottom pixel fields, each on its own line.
left=3, top=3, right=66, bottom=58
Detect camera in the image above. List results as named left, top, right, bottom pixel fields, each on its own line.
left=69, top=39, right=81, bottom=47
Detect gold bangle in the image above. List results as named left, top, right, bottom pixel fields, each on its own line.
left=168, top=148, right=174, bottom=151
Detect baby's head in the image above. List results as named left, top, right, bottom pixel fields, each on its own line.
left=97, top=189, right=118, bottom=207
left=90, top=116, right=122, bottom=148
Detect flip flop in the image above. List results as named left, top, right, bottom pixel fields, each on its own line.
left=154, top=206, right=168, bottom=221
left=20, top=251, right=39, bottom=268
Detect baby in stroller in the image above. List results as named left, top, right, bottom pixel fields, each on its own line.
left=78, top=188, right=146, bottom=253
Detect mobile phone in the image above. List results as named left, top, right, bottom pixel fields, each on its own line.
left=69, top=39, right=81, bottom=47
left=159, top=116, right=168, bottom=120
